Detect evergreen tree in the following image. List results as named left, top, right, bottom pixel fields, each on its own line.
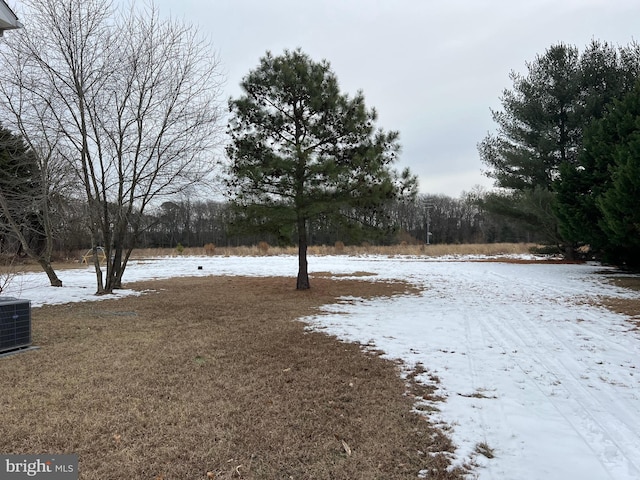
left=0, top=124, right=39, bottom=200
left=555, top=114, right=618, bottom=255
left=226, top=49, right=417, bottom=289
left=599, top=132, right=640, bottom=267
left=480, top=40, right=640, bottom=249
left=562, top=82, right=640, bottom=266
left=479, top=43, right=582, bottom=191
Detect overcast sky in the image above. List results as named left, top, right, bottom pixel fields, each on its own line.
left=157, top=1, right=638, bottom=197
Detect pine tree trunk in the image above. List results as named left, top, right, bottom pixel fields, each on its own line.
left=296, top=217, right=310, bottom=290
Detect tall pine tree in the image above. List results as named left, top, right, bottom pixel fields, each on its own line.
left=225, top=49, right=416, bottom=289
left=480, top=40, right=640, bottom=250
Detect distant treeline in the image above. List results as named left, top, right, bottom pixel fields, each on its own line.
left=8, top=193, right=544, bottom=256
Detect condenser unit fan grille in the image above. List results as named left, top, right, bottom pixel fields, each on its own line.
left=0, top=297, right=32, bottom=353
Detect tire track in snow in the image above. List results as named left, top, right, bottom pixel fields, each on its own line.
left=493, top=266, right=640, bottom=452
left=473, top=307, right=615, bottom=479
left=506, top=303, right=640, bottom=478
left=435, top=263, right=640, bottom=479
left=477, top=300, right=640, bottom=479
left=461, top=310, right=493, bottom=448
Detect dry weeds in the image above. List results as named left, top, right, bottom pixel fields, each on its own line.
left=596, top=274, right=640, bottom=330
left=1, top=275, right=466, bottom=479
left=131, top=242, right=537, bottom=259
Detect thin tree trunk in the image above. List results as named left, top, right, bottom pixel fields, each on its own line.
left=37, top=258, right=63, bottom=287
left=0, top=195, right=63, bottom=287
left=114, top=246, right=134, bottom=289
left=110, top=218, right=131, bottom=290
left=296, top=216, right=310, bottom=290
left=91, top=244, right=106, bottom=295
left=110, top=247, right=123, bottom=290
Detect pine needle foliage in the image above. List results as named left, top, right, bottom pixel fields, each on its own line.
left=225, top=49, right=417, bottom=289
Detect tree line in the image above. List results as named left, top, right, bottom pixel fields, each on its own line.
left=119, top=193, right=544, bottom=249
left=0, top=183, right=541, bottom=258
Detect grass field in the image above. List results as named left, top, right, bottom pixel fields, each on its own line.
left=2, top=245, right=638, bottom=479
left=1, top=275, right=467, bottom=479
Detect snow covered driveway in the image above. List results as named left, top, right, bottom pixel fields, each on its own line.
left=7, top=255, right=640, bottom=479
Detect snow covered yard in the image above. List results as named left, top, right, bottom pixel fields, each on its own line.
left=5, top=255, right=640, bottom=480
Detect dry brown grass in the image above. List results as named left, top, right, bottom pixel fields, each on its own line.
left=130, top=242, right=537, bottom=259
left=596, top=275, right=640, bottom=330
left=0, top=275, right=466, bottom=480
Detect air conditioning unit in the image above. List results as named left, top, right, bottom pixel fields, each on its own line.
left=0, top=297, right=32, bottom=354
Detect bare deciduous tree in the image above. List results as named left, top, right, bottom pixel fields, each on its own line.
left=0, top=0, right=225, bottom=294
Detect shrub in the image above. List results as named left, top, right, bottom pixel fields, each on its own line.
left=175, top=243, right=185, bottom=255
left=334, top=241, right=345, bottom=254
left=257, top=241, right=270, bottom=254
left=204, top=243, right=216, bottom=256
